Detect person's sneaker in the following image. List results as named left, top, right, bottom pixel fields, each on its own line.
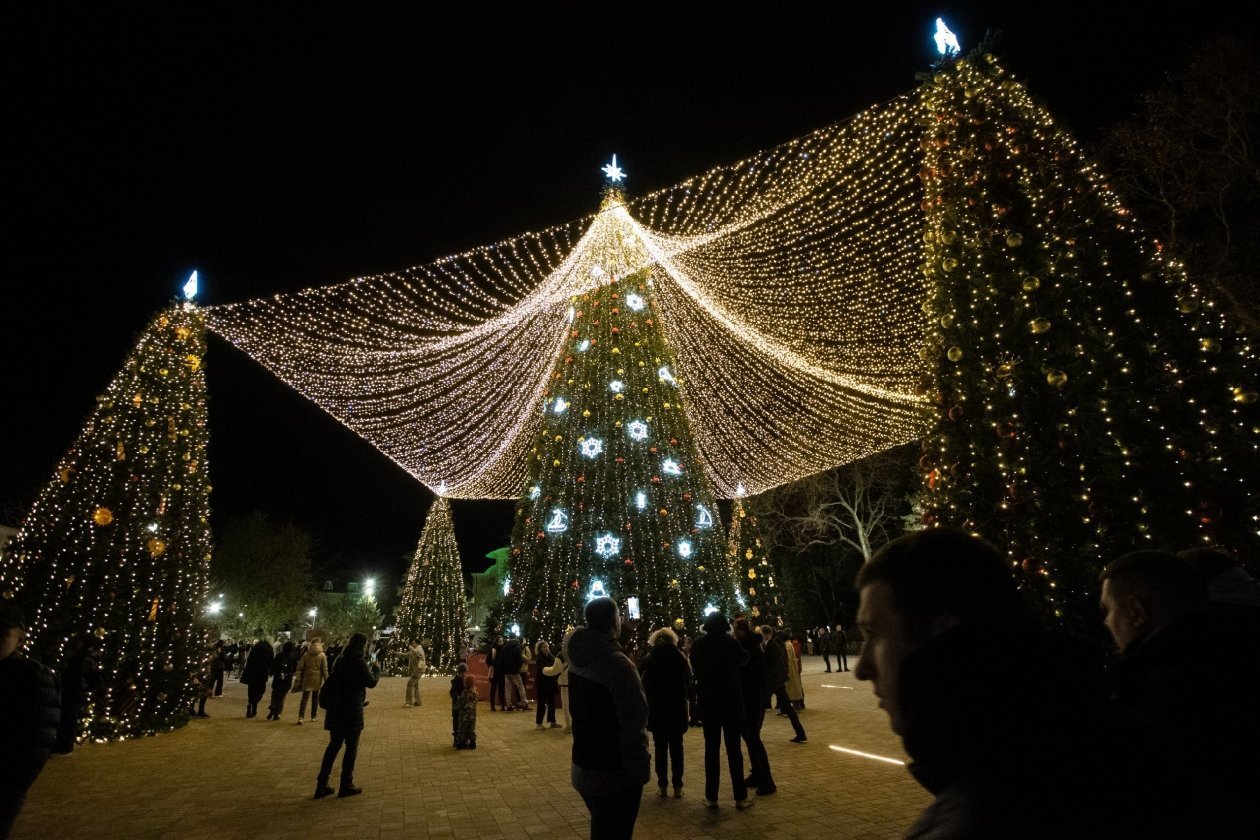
left=537, top=724, right=545, bottom=731
left=550, top=722, right=561, bottom=728
left=658, top=785, right=668, bottom=798
left=337, top=785, right=362, bottom=798
left=703, top=799, right=718, bottom=810
left=673, top=786, right=683, bottom=799
left=736, top=799, right=755, bottom=810
left=756, top=784, right=777, bottom=796
left=194, top=711, right=209, bottom=718
left=790, top=734, right=807, bottom=743
left=313, top=785, right=334, bottom=800
left=295, top=719, right=303, bottom=725
left=311, top=717, right=318, bottom=723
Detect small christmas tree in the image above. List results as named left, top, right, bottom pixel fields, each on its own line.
left=728, top=494, right=782, bottom=626
left=390, top=494, right=467, bottom=674
left=0, top=295, right=213, bottom=740
left=509, top=169, right=737, bottom=644
left=917, top=52, right=1259, bottom=629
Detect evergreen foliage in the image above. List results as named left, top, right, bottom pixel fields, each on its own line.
left=728, top=498, right=782, bottom=626
left=0, top=302, right=213, bottom=740
left=390, top=495, right=467, bottom=674
left=917, top=53, right=1259, bottom=630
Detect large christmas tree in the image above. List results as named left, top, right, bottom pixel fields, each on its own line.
left=0, top=291, right=213, bottom=740
left=390, top=493, right=467, bottom=674
left=509, top=169, right=737, bottom=644
left=917, top=51, right=1259, bottom=629
left=727, top=495, right=782, bottom=627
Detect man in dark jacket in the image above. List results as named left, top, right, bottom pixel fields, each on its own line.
left=563, top=596, right=649, bottom=840
left=0, top=604, right=61, bottom=838
left=1100, top=550, right=1260, bottom=831
left=759, top=625, right=805, bottom=742
left=733, top=617, right=774, bottom=796
left=832, top=624, right=849, bottom=672
left=856, top=528, right=1216, bottom=838
left=689, top=611, right=752, bottom=810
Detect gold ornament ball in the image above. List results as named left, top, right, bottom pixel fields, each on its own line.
left=1029, top=317, right=1052, bottom=335
left=940, top=257, right=959, bottom=273
left=1022, top=276, right=1041, bottom=292
left=163, top=662, right=174, bottom=672
left=94, top=627, right=108, bottom=639
left=147, top=538, right=167, bottom=558
left=93, top=507, right=114, bottom=526
left=1006, top=232, right=1024, bottom=248
left=1176, top=295, right=1199, bottom=314
left=947, top=346, right=964, bottom=362
left=1233, top=387, right=1258, bottom=405
left=1046, top=370, right=1069, bottom=387
left=1199, top=338, right=1220, bottom=353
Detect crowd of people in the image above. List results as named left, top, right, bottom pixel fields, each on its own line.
left=3, top=527, right=1257, bottom=839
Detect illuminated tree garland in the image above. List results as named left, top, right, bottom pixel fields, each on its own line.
left=390, top=494, right=467, bottom=675
left=0, top=302, right=213, bottom=740
left=918, top=53, right=1258, bottom=628
left=727, top=496, right=781, bottom=626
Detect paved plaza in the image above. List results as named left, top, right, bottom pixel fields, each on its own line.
left=13, top=656, right=929, bottom=839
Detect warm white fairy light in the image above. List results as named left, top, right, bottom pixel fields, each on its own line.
left=204, top=93, right=932, bottom=499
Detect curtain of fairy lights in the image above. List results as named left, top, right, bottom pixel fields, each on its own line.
left=204, top=93, right=932, bottom=499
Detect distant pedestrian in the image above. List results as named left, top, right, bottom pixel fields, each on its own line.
left=817, top=625, right=832, bottom=673
left=209, top=640, right=227, bottom=696
left=533, top=640, right=560, bottom=729
left=266, top=641, right=298, bottom=720
left=405, top=641, right=427, bottom=707
left=449, top=662, right=469, bottom=746
left=454, top=674, right=478, bottom=750
left=241, top=638, right=274, bottom=718
left=833, top=624, right=849, bottom=672
left=500, top=637, right=526, bottom=711
left=314, top=632, right=380, bottom=799
left=0, top=604, right=60, bottom=838
left=294, top=639, right=329, bottom=725
left=784, top=631, right=805, bottom=709
left=542, top=646, right=571, bottom=731
left=487, top=636, right=506, bottom=711
left=689, top=611, right=752, bottom=810
left=638, top=626, right=692, bottom=799
left=761, top=627, right=806, bottom=743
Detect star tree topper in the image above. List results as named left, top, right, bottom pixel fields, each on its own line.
left=601, top=154, right=626, bottom=183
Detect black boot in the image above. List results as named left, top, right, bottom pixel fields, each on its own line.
left=314, top=781, right=334, bottom=799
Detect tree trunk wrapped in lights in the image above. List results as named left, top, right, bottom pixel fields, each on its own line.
left=508, top=186, right=737, bottom=646
left=0, top=302, right=213, bottom=740
left=390, top=494, right=467, bottom=675
left=727, top=496, right=782, bottom=627
left=917, top=51, right=1259, bottom=631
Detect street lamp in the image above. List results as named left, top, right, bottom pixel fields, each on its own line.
left=363, top=578, right=376, bottom=598
left=308, top=607, right=318, bottom=629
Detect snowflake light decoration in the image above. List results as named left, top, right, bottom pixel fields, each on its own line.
left=677, top=539, right=693, bottom=558
left=627, top=420, right=648, bottom=441
left=625, top=292, right=645, bottom=311
left=580, top=437, right=604, bottom=458
left=554, top=397, right=568, bottom=414
left=609, top=380, right=624, bottom=393
left=594, top=534, right=621, bottom=558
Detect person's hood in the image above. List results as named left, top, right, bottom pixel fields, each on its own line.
left=702, top=612, right=730, bottom=635
left=308, top=641, right=324, bottom=654
left=564, top=626, right=619, bottom=670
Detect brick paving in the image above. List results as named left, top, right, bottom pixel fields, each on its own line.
left=13, top=656, right=929, bottom=839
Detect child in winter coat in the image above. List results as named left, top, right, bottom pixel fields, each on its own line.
left=454, top=673, right=478, bottom=750
left=449, top=662, right=468, bottom=745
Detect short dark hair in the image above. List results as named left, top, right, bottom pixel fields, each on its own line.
left=1177, top=547, right=1239, bottom=588
left=585, top=596, right=618, bottom=633
left=1101, top=550, right=1204, bottom=610
left=857, top=528, right=1024, bottom=633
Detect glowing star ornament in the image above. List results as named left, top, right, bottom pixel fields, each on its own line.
left=182, top=270, right=199, bottom=301
left=934, top=18, right=960, bottom=57
left=594, top=534, right=621, bottom=558
left=657, top=366, right=677, bottom=386
left=627, top=420, right=649, bottom=441
left=601, top=154, right=626, bottom=183
left=678, top=540, right=693, bottom=558
left=625, top=292, right=645, bottom=311
left=662, top=458, right=682, bottom=476
left=695, top=505, right=714, bottom=528
left=580, top=437, right=604, bottom=458
left=546, top=508, right=570, bottom=533
left=635, top=491, right=648, bottom=511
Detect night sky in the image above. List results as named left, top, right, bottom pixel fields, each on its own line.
left=5, top=3, right=1252, bottom=589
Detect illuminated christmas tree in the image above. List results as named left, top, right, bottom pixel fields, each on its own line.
left=917, top=52, right=1259, bottom=629
left=508, top=162, right=737, bottom=644
left=0, top=279, right=213, bottom=740
left=390, top=493, right=467, bottom=674
left=728, top=493, right=782, bottom=626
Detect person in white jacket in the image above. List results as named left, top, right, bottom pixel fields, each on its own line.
left=405, top=642, right=427, bottom=707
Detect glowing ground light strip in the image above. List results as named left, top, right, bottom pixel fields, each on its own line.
left=829, top=745, right=906, bottom=766
left=820, top=684, right=854, bottom=690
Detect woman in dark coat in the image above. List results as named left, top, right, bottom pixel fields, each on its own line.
left=533, top=640, right=559, bottom=729
left=240, top=639, right=275, bottom=719
left=314, top=632, right=380, bottom=799
left=639, top=626, right=694, bottom=798
left=266, top=640, right=298, bottom=721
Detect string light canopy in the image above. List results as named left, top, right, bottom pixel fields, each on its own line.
left=205, top=94, right=934, bottom=500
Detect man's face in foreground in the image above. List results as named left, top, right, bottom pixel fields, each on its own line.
left=855, top=581, right=920, bottom=736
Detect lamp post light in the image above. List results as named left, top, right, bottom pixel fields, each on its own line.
left=363, top=578, right=376, bottom=598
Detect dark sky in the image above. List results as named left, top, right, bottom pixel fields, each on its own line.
left=5, top=2, right=1252, bottom=589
